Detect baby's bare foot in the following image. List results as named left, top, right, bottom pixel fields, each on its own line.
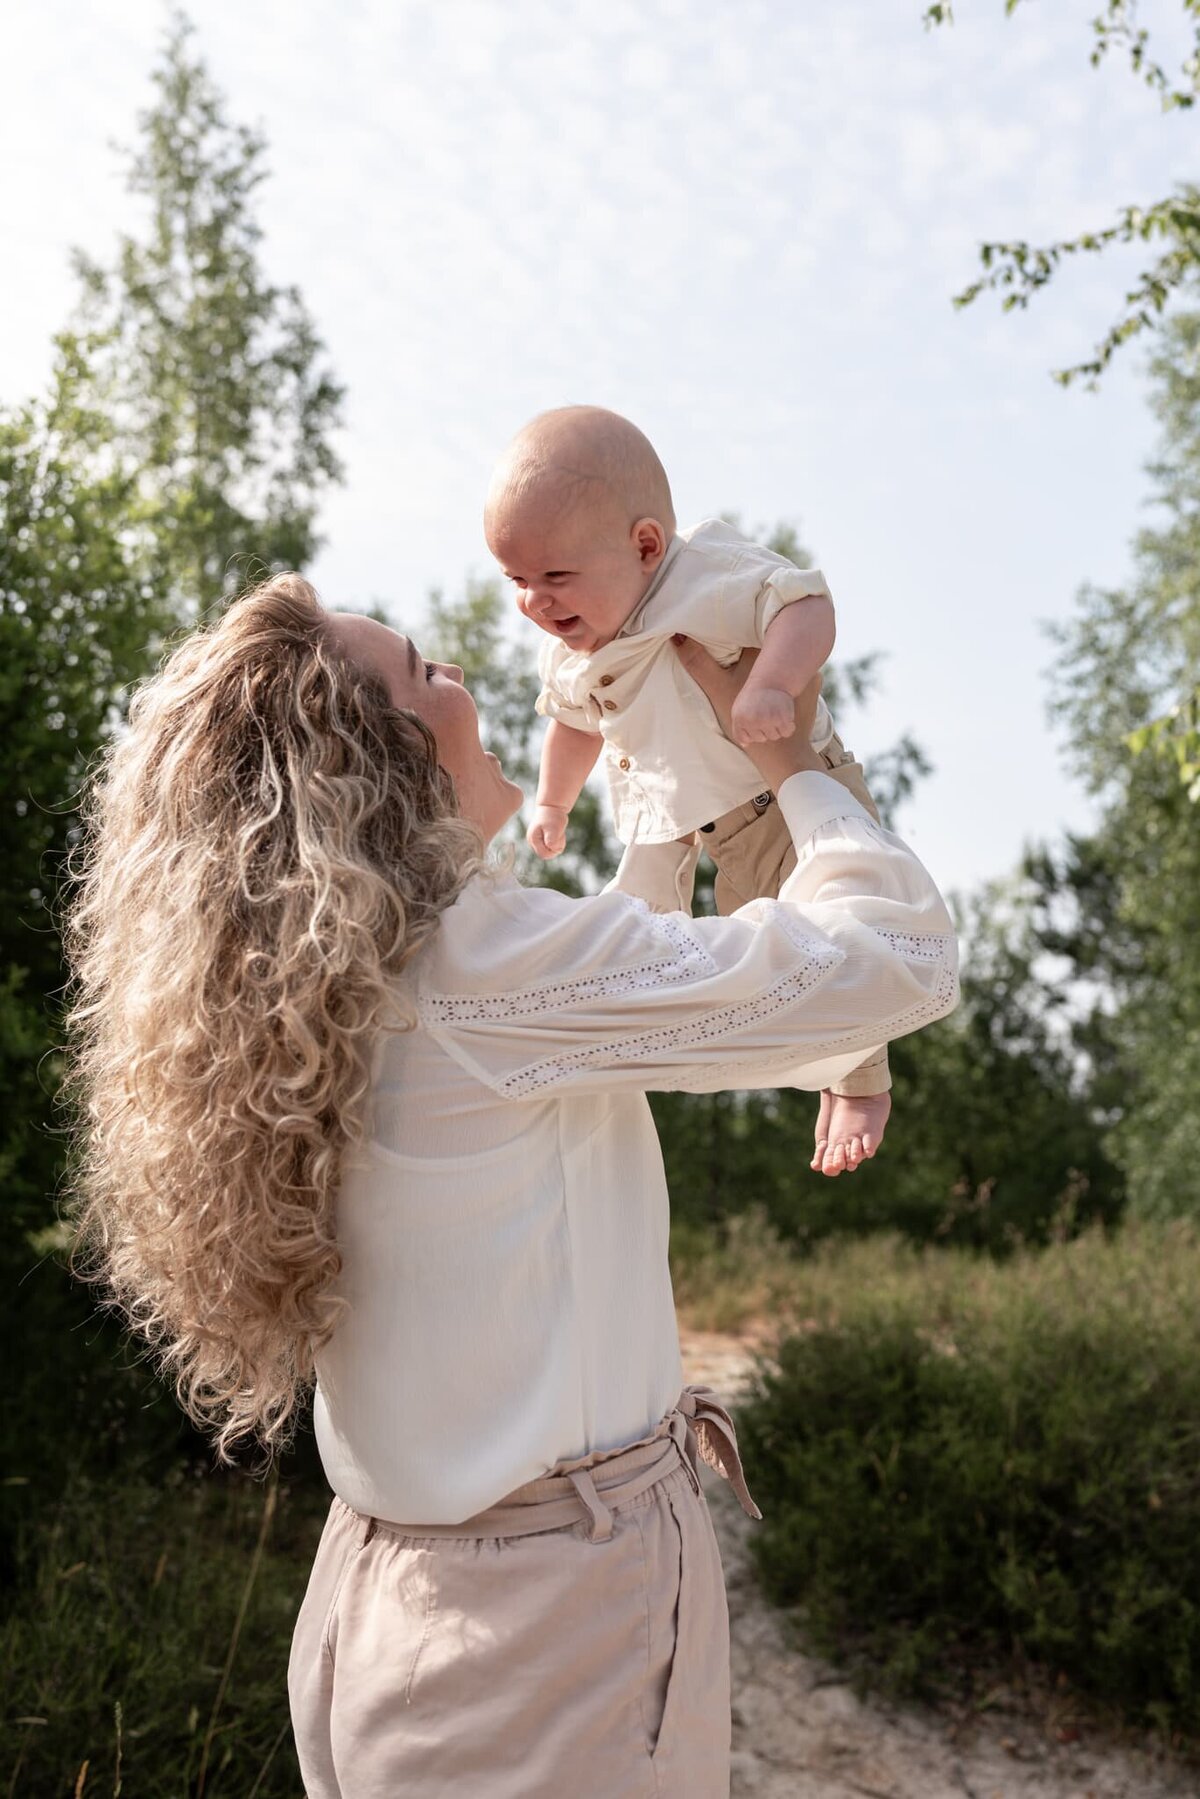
left=811, top=1090, right=892, bottom=1178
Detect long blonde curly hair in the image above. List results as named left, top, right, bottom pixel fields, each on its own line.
left=63, top=574, right=482, bottom=1460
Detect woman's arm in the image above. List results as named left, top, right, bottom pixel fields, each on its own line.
left=415, top=651, right=957, bottom=1102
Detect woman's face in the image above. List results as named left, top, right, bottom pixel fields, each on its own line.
left=325, top=613, right=524, bottom=842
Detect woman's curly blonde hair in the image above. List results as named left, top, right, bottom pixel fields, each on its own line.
left=63, top=573, right=483, bottom=1461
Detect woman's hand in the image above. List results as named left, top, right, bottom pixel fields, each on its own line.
left=673, top=638, right=824, bottom=791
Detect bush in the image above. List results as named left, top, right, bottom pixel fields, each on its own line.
left=737, top=1222, right=1200, bottom=1734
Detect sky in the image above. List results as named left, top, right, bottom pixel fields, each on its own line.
left=3, top=0, right=1197, bottom=899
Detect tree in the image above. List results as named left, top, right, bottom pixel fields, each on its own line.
left=926, top=1, right=1200, bottom=387
left=925, top=4, right=1200, bottom=797
left=0, top=367, right=165, bottom=1232
left=0, top=14, right=345, bottom=1237
left=61, top=11, right=344, bottom=619
left=1028, top=307, right=1200, bottom=1217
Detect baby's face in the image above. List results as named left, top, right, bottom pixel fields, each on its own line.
left=487, top=502, right=660, bottom=655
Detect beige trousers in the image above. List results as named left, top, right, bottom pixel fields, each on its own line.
left=289, top=1387, right=759, bottom=1798
left=702, top=732, right=890, bottom=1098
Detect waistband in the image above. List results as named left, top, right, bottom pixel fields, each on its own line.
left=356, top=1385, right=762, bottom=1547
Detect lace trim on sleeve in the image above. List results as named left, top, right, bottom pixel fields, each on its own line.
left=419, top=904, right=717, bottom=1027
left=496, top=933, right=843, bottom=1098
left=660, top=960, right=959, bottom=1093
left=872, top=929, right=957, bottom=964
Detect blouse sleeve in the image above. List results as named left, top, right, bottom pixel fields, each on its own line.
left=415, top=773, right=958, bottom=1100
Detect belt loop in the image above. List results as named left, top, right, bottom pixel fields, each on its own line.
left=668, top=1410, right=703, bottom=1496
left=567, top=1468, right=614, bottom=1543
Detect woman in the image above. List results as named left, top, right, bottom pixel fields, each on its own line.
left=65, top=574, right=957, bottom=1797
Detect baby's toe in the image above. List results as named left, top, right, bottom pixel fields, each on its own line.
left=822, top=1140, right=847, bottom=1178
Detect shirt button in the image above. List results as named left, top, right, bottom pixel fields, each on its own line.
left=618, top=756, right=631, bottom=771
left=603, top=699, right=618, bottom=711
left=599, top=674, right=614, bottom=687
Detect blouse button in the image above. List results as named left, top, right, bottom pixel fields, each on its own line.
left=599, top=674, right=615, bottom=687
left=603, top=699, right=618, bottom=711
left=618, top=756, right=631, bottom=771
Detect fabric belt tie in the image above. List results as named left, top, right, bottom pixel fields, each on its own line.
left=358, top=1383, right=761, bottom=1548
left=671, top=1384, right=763, bottom=1524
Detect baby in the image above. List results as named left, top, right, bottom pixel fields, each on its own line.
left=484, top=404, right=891, bottom=1177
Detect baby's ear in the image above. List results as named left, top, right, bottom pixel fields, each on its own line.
left=631, top=516, right=667, bottom=567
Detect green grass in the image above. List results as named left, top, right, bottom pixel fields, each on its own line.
left=669, top=1206, right=801, bottom=1334
left=1, top=1462, right=328, bottom=1798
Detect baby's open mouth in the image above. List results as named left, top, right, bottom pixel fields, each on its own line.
left=550, top=615, right=580, bottom=634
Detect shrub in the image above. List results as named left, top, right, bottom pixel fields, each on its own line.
left=737, top=1222, right=1200, bottom=1734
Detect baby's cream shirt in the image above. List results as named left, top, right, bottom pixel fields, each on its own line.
left=535, top=519, right=836, bottom=845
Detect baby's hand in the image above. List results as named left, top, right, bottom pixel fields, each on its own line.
left=528, top=803, right=569, bottom=858
left=730, top=684, right=797, bottom=747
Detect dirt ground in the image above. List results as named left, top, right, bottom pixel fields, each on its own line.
left=677, top=1327, right=1200, bottom=1799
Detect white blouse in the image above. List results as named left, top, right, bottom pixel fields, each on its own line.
left=311, top=774, right=958, bottom=1525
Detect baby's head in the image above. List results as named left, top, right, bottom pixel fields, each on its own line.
left=484, top=406, right=676, bottom=654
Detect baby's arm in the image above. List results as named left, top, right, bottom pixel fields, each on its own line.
left=731, top=596, right=836, bottom=747
left=529, top=718, right=603, bottom=858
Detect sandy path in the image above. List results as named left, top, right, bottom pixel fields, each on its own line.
left=677, top=1328, right=1199, bottom=1799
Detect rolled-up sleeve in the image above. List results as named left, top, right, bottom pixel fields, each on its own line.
left=416, top=772, right=958, bottom=1099
left=533, top=639, right=601, bottom=732
left=753, top=565, right=833, bottom=642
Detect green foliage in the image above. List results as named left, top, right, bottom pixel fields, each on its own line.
left=0, top=28, right=348, bottom=1785
left=738, top=1223, right=1200, bottom=1733
left=62, top=13, right=344, bottom=616
left=670, top=1207, right=800, bottom=1333
left=0, top=1465, right=326, bottom=1798
left=0, top=13, right=347, bottom=1254
left=1028, top=308, right=1200, bottom=1212
left=0, top=383, right=165, bottom=1229
left=926, top=3, right=1200, bottom=382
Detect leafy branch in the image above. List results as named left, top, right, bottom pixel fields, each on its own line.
left=925, top=2, right=1200, bottom=385
left=1127, top=686, right=1200, bottom=797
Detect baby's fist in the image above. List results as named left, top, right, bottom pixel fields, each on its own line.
left=731, top=684, right=797, bottom=747
left=528, top=803, right=569, bottom=858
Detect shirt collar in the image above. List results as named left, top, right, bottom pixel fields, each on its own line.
left=618, top=534, right=684, bottom=638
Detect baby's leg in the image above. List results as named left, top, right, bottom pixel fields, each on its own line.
left=812, top=1065, right=892, bottom=1178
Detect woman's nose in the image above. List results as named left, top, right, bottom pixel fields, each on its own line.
left=447, top=663, right=464, bottom=684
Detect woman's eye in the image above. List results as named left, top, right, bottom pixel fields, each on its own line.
left=424, top=662, right=435, bottom=681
